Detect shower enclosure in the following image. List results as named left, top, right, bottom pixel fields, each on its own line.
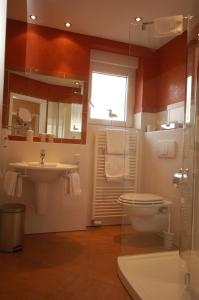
left=119, top=13, right=199, bottom=300
left=180, top=19, right=199, bottom=297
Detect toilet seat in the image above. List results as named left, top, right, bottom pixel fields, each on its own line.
left=119, top=193, right=164, bottom=206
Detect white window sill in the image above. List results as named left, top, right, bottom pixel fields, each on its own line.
left=88, top=118, right=126, bottom=127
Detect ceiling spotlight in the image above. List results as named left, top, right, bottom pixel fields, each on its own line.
left=30, top=15, right=37, bottom=20
left=65, top=22, right=71, bottom=28
left=135, top=17, right=142, bottom=22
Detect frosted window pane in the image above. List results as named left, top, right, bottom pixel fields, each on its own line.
left=70, top=104, right=82, bottom=132
left=90, top=72, right=127, bottom=121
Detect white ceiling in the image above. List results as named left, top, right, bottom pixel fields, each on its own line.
left=7, top=0, right=199, bottom=49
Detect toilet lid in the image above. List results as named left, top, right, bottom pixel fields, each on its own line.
left=119, top=193, right=164, bottom=205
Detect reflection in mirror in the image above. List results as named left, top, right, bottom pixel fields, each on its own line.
left=47, top=102, right=82, bottom=139
left=6, top=70, right=84, bottom=140
left=9, top=92, right=47, bottom=136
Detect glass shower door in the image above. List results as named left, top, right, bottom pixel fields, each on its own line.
left=179, top=19, right=199, bottom=298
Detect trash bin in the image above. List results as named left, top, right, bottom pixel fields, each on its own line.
left=0, top=203, right=26, bottom=252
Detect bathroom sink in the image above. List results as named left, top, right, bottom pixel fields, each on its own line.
left=9, top=162, right=78, bottom=182
left=27, top=162, right=58, bottom=167
left=9, top=162, right=78, bottom=215
left=9, top=162, right=77, bottom=171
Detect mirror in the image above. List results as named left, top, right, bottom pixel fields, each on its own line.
left=5, top=70, right=84, bottom=140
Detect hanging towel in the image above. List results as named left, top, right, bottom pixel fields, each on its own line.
left=106, top=130, right=128, bottom=154
left=105, top=155, right=129, bottom=181
left=68, top=172, right=81, bottom=196
left=4, top=171, right=21, bottom=197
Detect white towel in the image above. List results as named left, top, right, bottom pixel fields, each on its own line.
left=4, top=171, right=22, bottom=197
left=105, top=155, right=129, bottom=181
left=106, top=130, right=128, bottom=154
left=68, top=172, right=81, bottom=196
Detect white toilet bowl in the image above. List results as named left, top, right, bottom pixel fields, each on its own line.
left=118, top=193, right=171, bottom=232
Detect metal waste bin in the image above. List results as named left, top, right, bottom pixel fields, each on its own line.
left=0, top=203, right=26, bottom=252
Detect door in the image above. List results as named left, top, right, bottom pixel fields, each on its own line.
left=179, top=19, right=199, bottom=298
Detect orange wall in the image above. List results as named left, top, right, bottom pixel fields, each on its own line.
left=5, top=19, right=152, bottom=80
left=142, top=54, right=159, bottom=113
left=134, top=60, right=144, bottom=113
left=9, top=73, right=82, bottom=104
left=156, top=32, right=187, bottom=112
left=134, top=32, right=187, bottom=113
left=6, top=19, right=90, bottom=80
left=5, top=19, right=187, bottom=115
left=134, top=54, right=159, bottom=113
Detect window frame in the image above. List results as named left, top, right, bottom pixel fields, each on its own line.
left=88, top=60, right=135, bottom=127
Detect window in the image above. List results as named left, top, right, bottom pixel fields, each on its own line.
left=90, top=72, right=128, bottom=121
left=89, top=50, right=138, bottom=126
left=70, top=103, right=82, bottom=132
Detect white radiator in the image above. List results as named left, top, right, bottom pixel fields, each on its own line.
left=92, top=129, right=139, bottom=223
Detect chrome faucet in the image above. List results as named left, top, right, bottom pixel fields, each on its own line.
left=40, top=149, right=46, bottom=165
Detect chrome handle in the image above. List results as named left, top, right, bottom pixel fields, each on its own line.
left=173, top=168, right=189, bottom=185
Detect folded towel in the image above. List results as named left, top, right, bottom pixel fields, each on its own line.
left=106, top=130, right=128, bottom=154
left=4, top=171, right=21, bottom=197
left=105, top=155, right=129, bottom=181
left=68, top=172, right=81, bottom=196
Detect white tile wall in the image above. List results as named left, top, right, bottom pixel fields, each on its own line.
left=142, top=128, right=183, bottom=243
left=0, top=112, right=184, bottom=236
left=156, top=111, right=168, bottom=127
left=134, top=112, right=142, bottom=129
left=134, top=102, right=184, bottom=132
left=0, top=123, right=128, bottom=234
left=167, top=101, right=184, bottom=124
left=134, top=112, right=157, bottom=131
left=0, top=140, right=90, bottom=233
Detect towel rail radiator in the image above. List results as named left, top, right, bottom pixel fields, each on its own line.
left=92, top=129, right=139, bottom=223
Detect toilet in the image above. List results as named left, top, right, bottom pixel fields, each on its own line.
left=118, top=193, right=171, bottom=232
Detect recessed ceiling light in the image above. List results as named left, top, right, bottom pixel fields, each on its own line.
left=65, top=22, right=71, bottom=28
left=135, top=17, right=142, bottom=22
left=30, top=15, right=37, bottom=20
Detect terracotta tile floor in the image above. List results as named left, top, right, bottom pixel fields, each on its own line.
left=0, top=226, right=165, bottom=300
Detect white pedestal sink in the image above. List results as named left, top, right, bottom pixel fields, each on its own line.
left=9, top=162, right=78, bottom=215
